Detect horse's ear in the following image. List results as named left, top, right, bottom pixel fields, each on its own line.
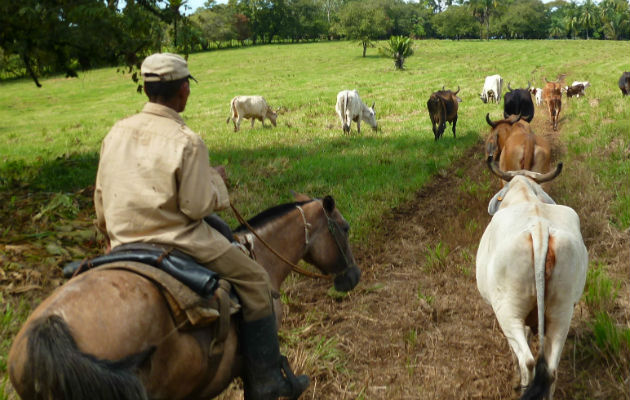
left=291, top=191, right=311, bottom=202
left=323, top=195, right=335, bottom=212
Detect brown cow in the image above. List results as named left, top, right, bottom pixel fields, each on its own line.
left=485, top=114, right=551, bottom=183
left=543, top=78, right=563, bottom=131
left=427, top=86, right=462, bottom=141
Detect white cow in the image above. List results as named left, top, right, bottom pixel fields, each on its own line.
left=226, top=95, right=277, bottom=132
left=476, top=158, right=588, bottom=400
left=480, top=74, right=504, bottom=104
left=530, top=87, right=543, bottom=106
left=335, top=90, right=377, bottom=134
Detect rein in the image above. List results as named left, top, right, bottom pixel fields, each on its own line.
left=230, top=202, right=332, bottom=280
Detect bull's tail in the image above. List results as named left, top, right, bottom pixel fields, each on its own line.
left=522, top=136, right=536, bottom=170
left=226, top=97, right=238, bottom=124
left=24, top=315, right=153, bottom=400
left=520, top=224, right=553, bottom=400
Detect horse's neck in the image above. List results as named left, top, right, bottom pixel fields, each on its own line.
left=248, top=209, right=307, bottom=289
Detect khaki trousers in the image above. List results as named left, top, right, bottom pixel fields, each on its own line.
left=204, top=246, right=273, bottom=321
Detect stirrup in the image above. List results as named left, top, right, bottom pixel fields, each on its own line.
left=279, top=356, right=308, bottom=400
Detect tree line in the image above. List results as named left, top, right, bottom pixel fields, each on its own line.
left=1, top=0, right=628, bottom=86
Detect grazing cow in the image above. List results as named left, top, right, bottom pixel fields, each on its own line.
left=485, top=114, right=550, bottom=181
left=543, top=78, right=563, bottom=131
left=571, top=81, right=590, bottom=95
left=427, top=86, right=462, bottom=141
left=480, top=74, right=504, bottom=104
left=226, top=95, right=278, bottom=132
left=477, top=158, right=588, bottom=400
left=529, top=87, right=543, bottom=106
left=565, top=84, right=585, bottom=98
left=335, top=90, right=377, bottom=134
left=618, top=72, right=630, bottom=96
left=503, top=83, right=534, bottom=123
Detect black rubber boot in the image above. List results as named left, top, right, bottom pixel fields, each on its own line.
left=240, top=315, right=310, bottom=400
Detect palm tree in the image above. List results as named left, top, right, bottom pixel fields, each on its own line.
left=379, top=36, right=414, bottom=70
left=563, top=2, right=580, bottom=39
left=548, top=19, right=567, bottom=39
left=579, top=0, right=598, bottom=39
left=467, top=0, right=498, bottom=40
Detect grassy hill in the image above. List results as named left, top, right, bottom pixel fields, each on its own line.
left=1, top=39, right=629, bottom=399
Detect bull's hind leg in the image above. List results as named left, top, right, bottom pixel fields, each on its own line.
left=494, top=307, right=536, bottom=390
left=452, top=116, right=458, bottom=138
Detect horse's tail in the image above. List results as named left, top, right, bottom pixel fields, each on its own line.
left=25, top=314, right=154, bottom=400
left=520, top=223, right=553, bottom=400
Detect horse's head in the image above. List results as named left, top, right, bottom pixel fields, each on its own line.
left=294, top=193, right=361, bottom=292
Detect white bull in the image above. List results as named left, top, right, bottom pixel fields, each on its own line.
left=335, top=90, right=377, bottom=134
left=226, top=95, right=277, bottom=132
left=476, top=158, right=588, bottom=400
left=480, top=74, right=504, bottom=104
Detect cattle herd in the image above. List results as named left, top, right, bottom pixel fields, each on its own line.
left=219, top=71, right=630, bottom=400
left=226, top=72, right=629, bottom=139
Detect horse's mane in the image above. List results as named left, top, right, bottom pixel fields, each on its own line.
left=233, top=200, right=315, bottom=233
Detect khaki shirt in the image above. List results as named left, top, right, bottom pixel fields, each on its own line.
left=94, top=102, right=232, bottom=263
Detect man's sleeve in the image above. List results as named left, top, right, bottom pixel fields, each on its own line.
left=178, top=135, right=230, bottom=220
left=93, top=143, right=108, bottom=235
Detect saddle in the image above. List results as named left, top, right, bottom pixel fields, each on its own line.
left=62, top=243, right=241, bottom=330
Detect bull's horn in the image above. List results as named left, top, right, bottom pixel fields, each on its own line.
left=485, top=113, right=497, bottom=128
left=507, top=82, right=513, bottom=91
left=526, top=81, right=531, bottom=90
left=442, top=85, right=445, bottom=91
left=487, top=156, right=515, bottom=181
left=454, top=86, right=460, bottom=95
left=371, top=102, right=375, bottom=110
left=545, top=77, right=550, bottom=83
left=533, top=163, right=563, bottom=184
left=487, top=156, right=564, bottom=184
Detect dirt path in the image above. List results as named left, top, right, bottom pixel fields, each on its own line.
left=281, top=116, right=630, bottom=399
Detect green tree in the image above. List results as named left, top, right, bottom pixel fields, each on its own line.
left=580, top=0, right=599, bottom=39
left=599, top=0, right=630, bottom=40
left=334, top=0, right=391, bottom=57
left=190, top=6, right=237, bottom=48
left=494, top=0, right=548, bottom=39
left=0, top=0, right=165, bottom=87
left=563, top=1, right=580, bottom=39
left=431, top=5, right=481, bottom=40
left=466, top=0, right=499, bottom=40
left=379, top=35, right=413, bottom=69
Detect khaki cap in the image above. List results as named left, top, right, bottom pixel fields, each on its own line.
left=141, top=53, right=196, bottom=82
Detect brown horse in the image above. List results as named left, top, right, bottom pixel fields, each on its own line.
left=8, top=193, right=360, bottom=400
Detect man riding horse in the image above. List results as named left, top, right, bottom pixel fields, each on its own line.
left=94, top=53, right=309, bottom=399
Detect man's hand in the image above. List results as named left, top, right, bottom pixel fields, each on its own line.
left=214, top=165, right=228, bottom=184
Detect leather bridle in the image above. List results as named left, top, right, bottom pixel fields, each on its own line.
left=230, top=200, right=354, bottom=281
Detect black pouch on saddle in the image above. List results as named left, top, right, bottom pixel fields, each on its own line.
left=62, top=243, right=219, bottom=298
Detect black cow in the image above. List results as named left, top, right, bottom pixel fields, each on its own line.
left=503, top=82, right=534, bottom=122
left=619, top=72, right=630, bottom=96
left=427, top=86, right=462, bottom=141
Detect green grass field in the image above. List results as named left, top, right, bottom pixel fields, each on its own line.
left=1, top=39, right=629, bottom=399
left=2, top=39, right=628, bottom=238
